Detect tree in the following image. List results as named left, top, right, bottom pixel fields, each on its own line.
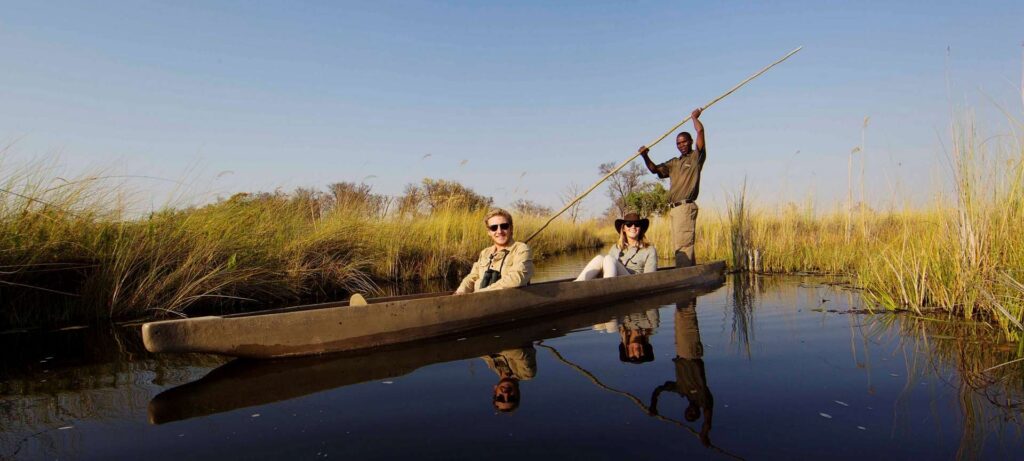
left=599, top=162, right=651, bottom=216
left=559, top=182, right=585, bottom=224
left=399, top=178, right=493, bottom=214
left=512, top=199, right=553, bottom=217
left=625, top=182, right=671, bottom=218
left=328, top=182, right=391, bottom=217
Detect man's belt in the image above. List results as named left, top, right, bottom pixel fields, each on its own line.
left=669, top=200, right=695, bottom=208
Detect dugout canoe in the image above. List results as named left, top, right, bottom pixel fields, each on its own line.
left=148, top=284, right=716, bottom=424
left=142, top=260, right=725, bottom=358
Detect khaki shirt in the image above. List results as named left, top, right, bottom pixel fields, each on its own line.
left=608, top=244, right=658, bottom=275
left=482, top=347, right=537, bottom=381
left=655, top=147, right=707, bottom=203
left=456, top=241, right=533, bottom=294
left=674, top=305, right=703, bottom=360
left=620, top=308, right=661, bottom=331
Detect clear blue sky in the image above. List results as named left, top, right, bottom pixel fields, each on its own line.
left=2, top=1, right=1022, bottom=214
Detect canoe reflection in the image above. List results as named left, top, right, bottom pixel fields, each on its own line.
left=148, top=285, right=720, bottom=425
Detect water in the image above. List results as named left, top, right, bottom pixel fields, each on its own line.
left=2, top=263, right=1023, bottom=459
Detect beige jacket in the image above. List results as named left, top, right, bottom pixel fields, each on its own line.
left=481, top=347, right=537, bottom=381
left=455, top=241, right=533, bottom=294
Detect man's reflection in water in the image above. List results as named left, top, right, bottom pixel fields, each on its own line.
left=618, top=309, right=659, bottom=364
left=481, top=346, right=536, bottom=412
left=650, top=298, right=714, bottom=446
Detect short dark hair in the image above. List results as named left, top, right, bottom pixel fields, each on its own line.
left=677, top=132, right=693, bottom=141
left=685, top=404, right=701, bottom=421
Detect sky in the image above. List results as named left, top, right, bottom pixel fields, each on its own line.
left=1, top=1, right=1022, bottom=215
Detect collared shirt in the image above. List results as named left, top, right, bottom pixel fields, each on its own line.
left=482, top=347, right=537, bottom=381
left=619, top=308, right=661, bottom=331
left=654, top=147, right=707, bottom=203
left=608, top=244, right=659, bottom=275
left=456, top=241, right=534, bottom=294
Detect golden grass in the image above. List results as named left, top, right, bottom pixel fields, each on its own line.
left=640, top=117, right=1024, bottom=340
left=0, top=163, right=602, bottom=327
left=2, top=113, right=1022, bottom=336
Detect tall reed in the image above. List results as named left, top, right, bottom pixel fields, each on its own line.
left=645, top=116, right=1024, bottom=339
left=0, top=162, right=603, bottom=327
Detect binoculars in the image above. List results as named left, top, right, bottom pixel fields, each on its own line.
left=480, top=268, right=502, bottom=289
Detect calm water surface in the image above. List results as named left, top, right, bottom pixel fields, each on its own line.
left=2, top=257, right=1023, bottom=460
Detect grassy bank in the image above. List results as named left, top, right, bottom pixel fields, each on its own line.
left=0, top=169, right=602, bottom=327
left=645, top=119, right=1024, bottom=340
left=4, top=115, right=1022, bottom=337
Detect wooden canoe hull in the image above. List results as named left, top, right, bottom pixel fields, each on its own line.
left=148, top=284, right=716, bottom=424
left=142, top=261, right=725, bottom=358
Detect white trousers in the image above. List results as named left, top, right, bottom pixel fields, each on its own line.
left=575, top=255, right=629, bottom=281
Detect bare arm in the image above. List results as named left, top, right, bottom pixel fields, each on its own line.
left=638, top=146, right=669, bottom=178
left=648, top=381, right=676, bottom=416
left=691, top=108, right=705, bottom=153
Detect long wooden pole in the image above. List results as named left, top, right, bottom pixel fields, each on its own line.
left=524, top=46, right=803, bottom=244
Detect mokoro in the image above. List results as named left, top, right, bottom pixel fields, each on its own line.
left=142, top=261, right=725, bottom=358
left=148, top=284, right=716, bottom=424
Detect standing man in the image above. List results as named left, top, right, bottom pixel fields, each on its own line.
left=638, top=108, right=706, bottom=267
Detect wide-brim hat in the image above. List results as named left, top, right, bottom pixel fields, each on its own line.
left=614, top=212, right=650, bottom=233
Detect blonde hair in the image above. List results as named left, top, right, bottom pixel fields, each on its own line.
left=618, top=226, right=649, bottom=251
left=484, top=208, right=514, bottom=230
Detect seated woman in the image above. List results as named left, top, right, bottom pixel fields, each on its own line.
left=455, top=208, right=534, bottom=295
left=575, top=211, right=657, bottom=281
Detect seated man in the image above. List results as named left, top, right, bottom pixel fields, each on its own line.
left=455, top=208, right=534, bottom=295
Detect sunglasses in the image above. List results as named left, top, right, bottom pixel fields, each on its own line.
left=493, top=393, right=520, bottom=403
left=488, top=223, right=511, bottom=232
left=622, top=221, right=641, bottom=228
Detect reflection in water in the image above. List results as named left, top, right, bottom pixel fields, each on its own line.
left=729, top=273, right=757, bottom=358
left=650, top=298, right=714, bottom=447
left=0, top=326, right=226, bottom=460
left=618, top=309, right=659, bottom=363
left=483, top=347, right=536, bottom=412
left=4, top=273, right=1024, bottom=460
left=145, top=286, right=718, bottom=425
left=862, top=313, right=1024, bottom=460
left=540, top=292, right=734, bottom=456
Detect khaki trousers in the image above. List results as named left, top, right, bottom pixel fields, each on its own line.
left=670, top=202, right=698, bottom=267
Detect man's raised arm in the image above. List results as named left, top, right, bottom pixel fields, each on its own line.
left=692, top=108, right=705, bottom=153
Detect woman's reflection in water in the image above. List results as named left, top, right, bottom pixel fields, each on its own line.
left=650, top=298, right=714, bottom=447
left=618, top=309, right=660, bottom=364
left=481, top=346, right=537, bottom=412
